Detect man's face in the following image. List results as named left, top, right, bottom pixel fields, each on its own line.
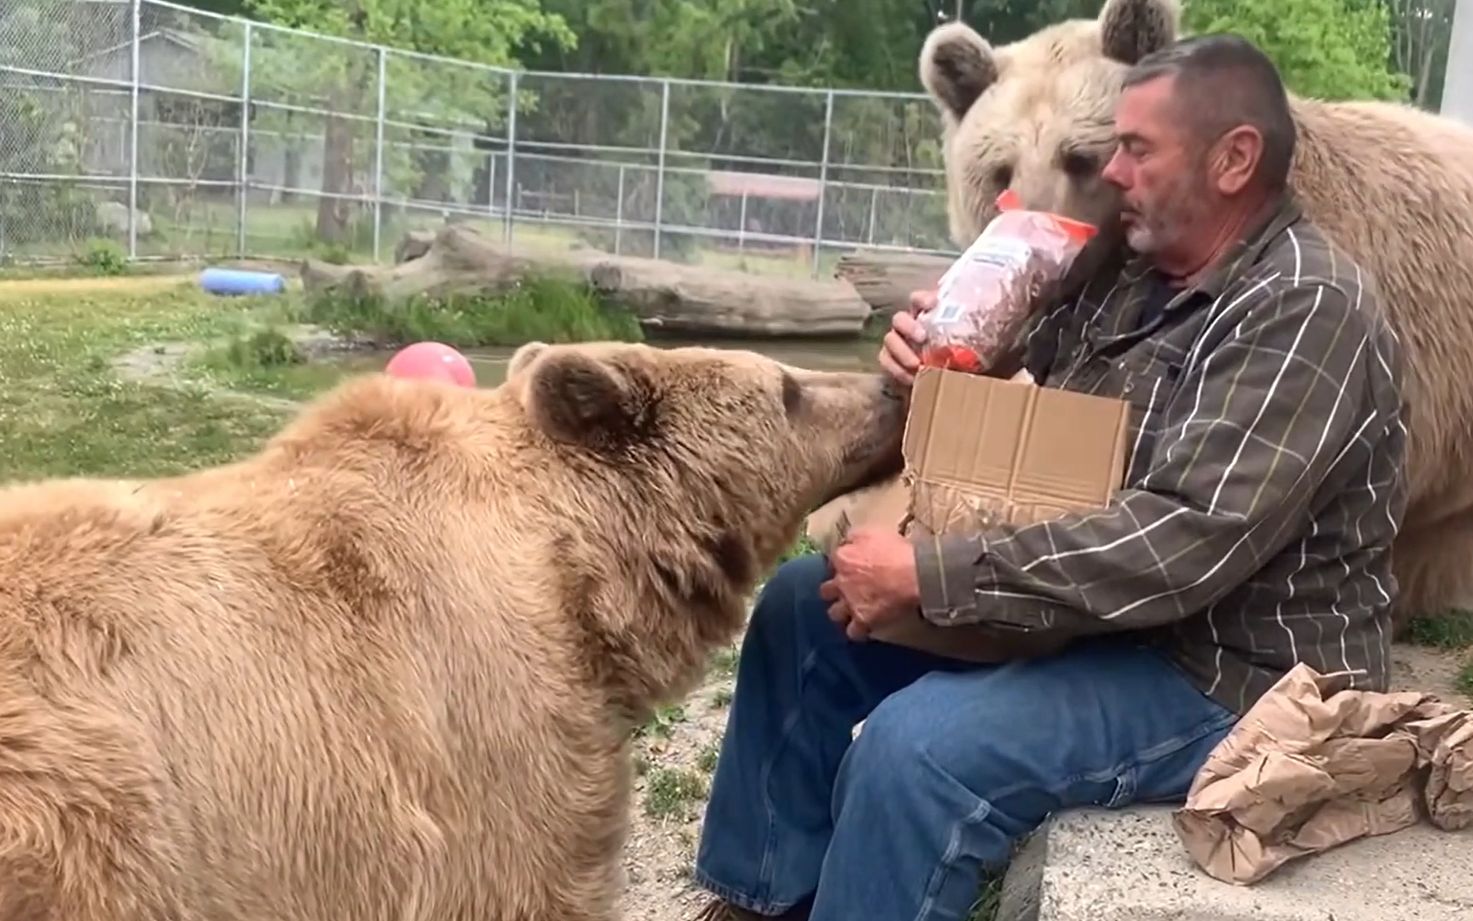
left=1100, top=75, right=1216, bottom=259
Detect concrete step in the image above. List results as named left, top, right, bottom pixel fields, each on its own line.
left=996, top=805, right=1472, bottom=921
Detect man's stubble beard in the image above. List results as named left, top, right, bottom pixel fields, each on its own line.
left=1125, top=160, right=1214, bottom=258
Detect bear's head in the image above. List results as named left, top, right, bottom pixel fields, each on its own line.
left=500, top=339, right=907, bottom=712
left=506, top=339, right=907, bottom=580
left=920, top=0, right=1180, bottom=249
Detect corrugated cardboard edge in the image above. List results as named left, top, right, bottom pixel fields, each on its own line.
left=867, top=367, right=1134, bottom=662
left=902, top=367, right=1133, bottom=529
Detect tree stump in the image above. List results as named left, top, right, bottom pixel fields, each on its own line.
left=833, top=250, right=955, bottom=317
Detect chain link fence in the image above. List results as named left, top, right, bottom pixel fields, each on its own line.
left=0, top=0, right=955, bottom=277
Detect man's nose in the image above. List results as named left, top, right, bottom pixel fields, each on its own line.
left=1101, top=147, right=1129, bottom=189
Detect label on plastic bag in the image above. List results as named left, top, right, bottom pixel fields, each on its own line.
left=933, top=236, right=1036, bottom=326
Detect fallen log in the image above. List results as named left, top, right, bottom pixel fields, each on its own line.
left=833, top=250, right=955, bottom=317
left=393, top=229, right=436, bottom=264
left=301, top=224, right=874, bottom=339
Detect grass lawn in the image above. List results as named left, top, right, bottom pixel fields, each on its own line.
left=0, top=271, right=645, bottom=481
left=0, top=277, right=299, bottom=480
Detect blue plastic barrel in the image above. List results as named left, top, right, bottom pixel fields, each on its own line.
left=199, top=267, right=286, bottom=296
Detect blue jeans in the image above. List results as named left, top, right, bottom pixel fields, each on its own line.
left=693, top=554, right=1238, bottom=921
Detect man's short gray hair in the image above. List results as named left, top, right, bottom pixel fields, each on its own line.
left=1122, top=34, right=1297, bottom=192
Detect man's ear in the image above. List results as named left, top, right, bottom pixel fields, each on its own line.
left=1210, top=126, right=1264, bottom=196
left=524, top=349, right=656, bottom=449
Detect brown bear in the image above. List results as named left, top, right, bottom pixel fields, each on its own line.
left=0, top=341, right=905, bottom=921
left=916, top=0, right=1473, bottom=627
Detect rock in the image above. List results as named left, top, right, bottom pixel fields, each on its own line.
left=996, top=806, right=1472, bottom=921
left=95, top=200, right=153, bottom=238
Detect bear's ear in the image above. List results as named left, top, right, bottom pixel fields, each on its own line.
left=524, top=349, right=654, bottom=449
left=920, top=22, right=998, bottom=121
left=1098, top=0, right=1180, bottom=65
left=507, top=340, right=550, bottom=378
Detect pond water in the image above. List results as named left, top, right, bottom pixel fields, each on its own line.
left=328, top=336, right=883, bottom=389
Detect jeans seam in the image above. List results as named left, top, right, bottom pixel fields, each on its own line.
left=910, top=749, right=996, bottom=921
left=979, top=707, right=1238, bottom=809
left=747, top=644, right=823, bottom=910
left=692, top=868, right=792, bottom=916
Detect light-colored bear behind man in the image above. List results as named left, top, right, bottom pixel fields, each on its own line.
left=917, top=0, right=1473, bottom=626
left=0, top=341, right=905, bottom=921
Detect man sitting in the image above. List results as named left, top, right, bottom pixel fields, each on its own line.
left=690, top=33, right=1407, bottom=921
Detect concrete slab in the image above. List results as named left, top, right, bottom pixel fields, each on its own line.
left=996, top=805, right=1473, bottom=921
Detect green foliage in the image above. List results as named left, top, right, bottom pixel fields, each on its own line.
left=245, top=0, right=575, bottom=66
left=643, top=766, right=708, bottom=820
left=778, top=533, right=818, bottom=566
left=635, top=703, right=689, bottom=740
left=1405, top=609, right=1473, bottom=650
left=304, top=276, right=644, bottom=349
left=224, top=328, right=306, bottom=369
left=225, top=1, right=576, bottom=243
left=76, top=239, right=129, bottom=276
left=966, top=875, right=1003, bottom=921
left=1184, top=0, right=1412, bottom=101
left=0, top=16, right=103, bottom=251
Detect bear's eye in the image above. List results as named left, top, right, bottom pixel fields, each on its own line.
left=1062, top=150, right=1098, bottom=178
left=992, top=165, right=1014, bottom=189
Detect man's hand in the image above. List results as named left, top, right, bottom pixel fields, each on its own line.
left=820, top=526, right=922, bottom=641
left=878, top=289, right=936, bottom=387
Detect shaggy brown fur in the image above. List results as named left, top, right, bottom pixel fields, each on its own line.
left=0, top=340, right=905, bottom=921
left=917, top=0, right=1473, bottom=626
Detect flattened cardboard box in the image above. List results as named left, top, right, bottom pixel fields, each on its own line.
left=805, top=366, right=1133, bottom=662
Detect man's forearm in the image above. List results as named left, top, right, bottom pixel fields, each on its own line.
left=911, top=486, right=1296, bottom=633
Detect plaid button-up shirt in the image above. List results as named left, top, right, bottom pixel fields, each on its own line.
left=913, top=193, right=1409, bottom=715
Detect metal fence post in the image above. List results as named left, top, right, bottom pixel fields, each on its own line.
left=127, top=0, right=142, bottom=260
left=372, top=47, right=386, bottom=262
left=504, top=71, right=518, bottom=245
left=236, top=21, right=252, bottom=257
left=866, top=186, right=879, bottom=245
left=653, top=79, right=670, bottom=259
left=1445, top=0, right=1472, bottom=125
left=614, top=163, right=625, bottom=255
left=812, top=89, right=835, bottom=277
left=738, top=190, right=748, bottom=252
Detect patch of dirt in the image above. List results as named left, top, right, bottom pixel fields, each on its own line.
left=0, top=273, right=199, bottom=298
left=110, top=324, right=368, bottom=413
left=1391, top=643, right=1471, bottom=703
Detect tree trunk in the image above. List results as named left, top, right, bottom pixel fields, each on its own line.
left=316, top=96, right=358, bottom=244
left=301, top=224, right=874, bottom=339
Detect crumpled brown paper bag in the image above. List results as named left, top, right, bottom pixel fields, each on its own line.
left=1171, top=662, right=1473, bottom=886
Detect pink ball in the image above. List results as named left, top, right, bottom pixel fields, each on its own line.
left=384, top=341, right=476, bottom=388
